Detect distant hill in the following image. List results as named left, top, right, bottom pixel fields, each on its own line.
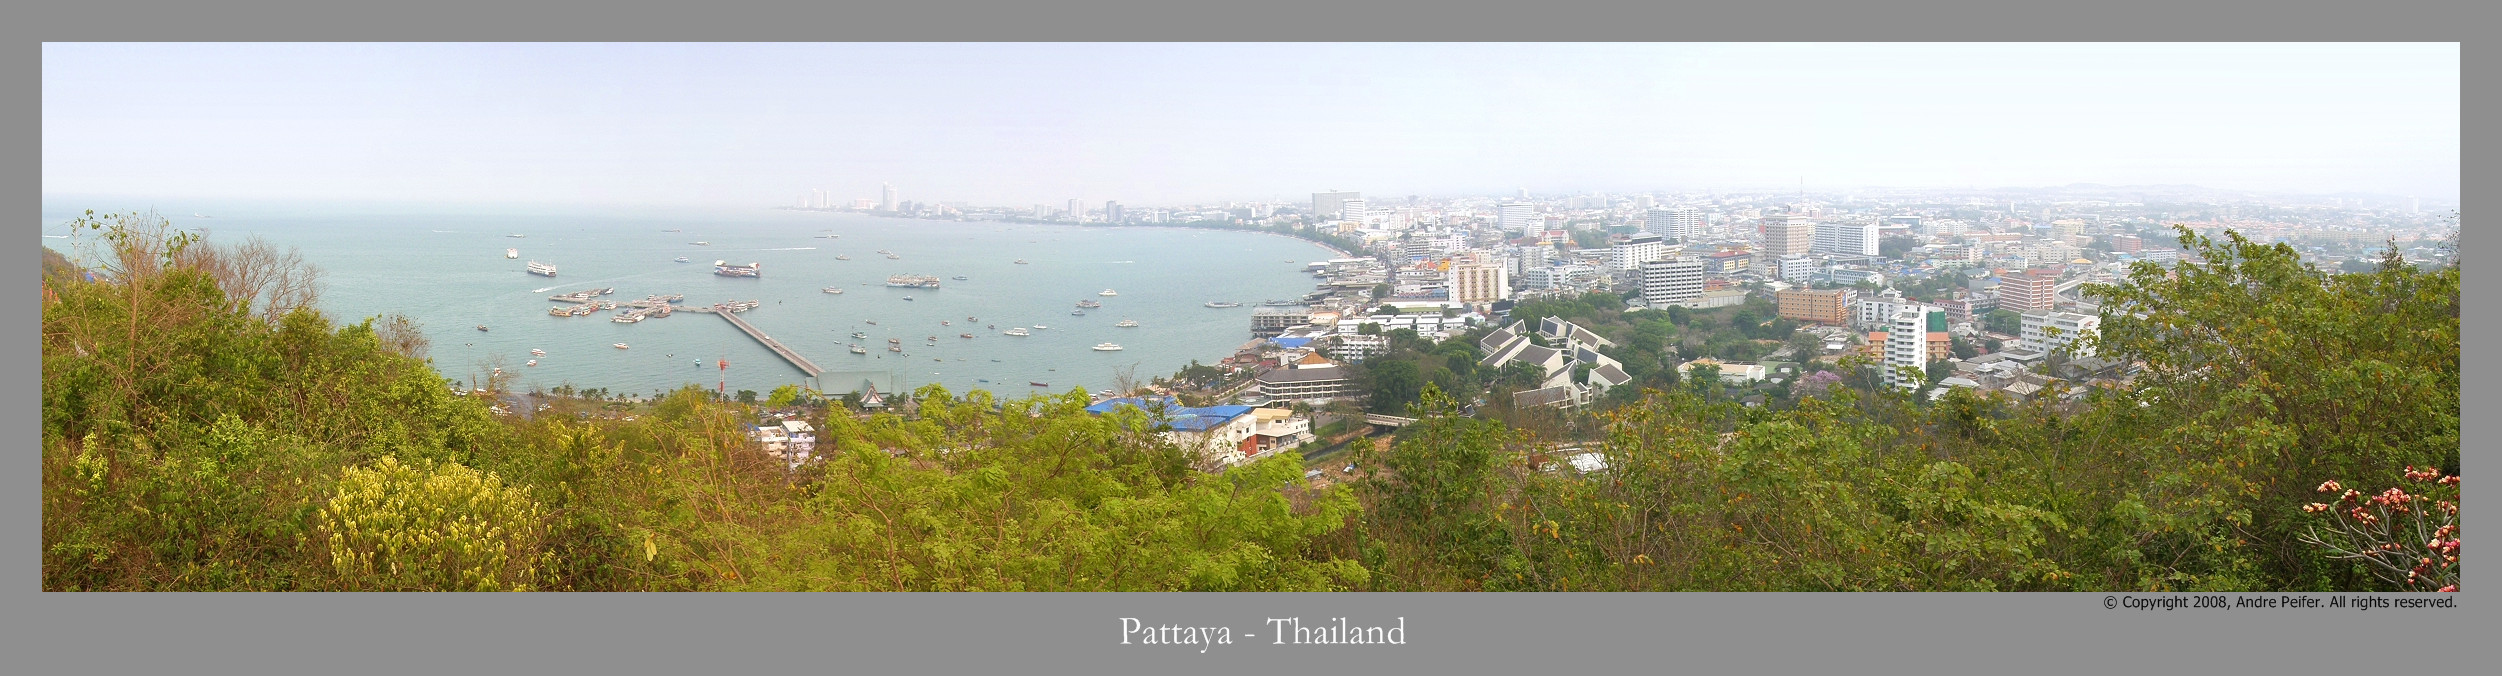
left=42, top=246, right=75, bottom=278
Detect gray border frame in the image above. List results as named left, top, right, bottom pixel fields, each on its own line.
left=13, top=2, right=2483, bottom=674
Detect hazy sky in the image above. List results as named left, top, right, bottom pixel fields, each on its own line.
left=43, top=43, right=2459, bottom=207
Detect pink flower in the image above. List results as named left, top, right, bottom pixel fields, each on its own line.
left=2438, top=585, right=2457, bottom=592
left=2318, top=479, right=2343, bottom=493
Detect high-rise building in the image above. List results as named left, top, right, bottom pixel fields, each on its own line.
left=1776, top=288, right=1855, bottom=325
left=1340, top=199, right=1368, bottom=223
left=1778, top=255, right=1813, bottom=282
left=1644, top=207, right=1702, bottom=242
left=1608, top=234, right=1667, bottom=271
left=1997, top=271, right=2059, bottom=314
left=2020, top=311, right=2101, bottom=357
left=1762, top=213, right=1815, bottom=257
left=881, top=183, right=898, bottom=211
left=1451, top=264, right=1511, bottom=303
left=1105, top=201, right=1124, bottom=223
left=1814, top=221, right=1881, bottom=257
left=1883, top=307, right=1929, bottom=389
left=1312, top=191, right=1361, bottom=220
left=1067, top=199, right=1084, bottom=222
left=2107, top=234, right=2144, bottom=253
left=1640, top=257, right=1705, bottom=308
left=1500, top=202, right=1538, bottom=234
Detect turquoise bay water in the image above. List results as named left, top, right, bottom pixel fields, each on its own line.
left=38, top=202, right=1333, bottom=399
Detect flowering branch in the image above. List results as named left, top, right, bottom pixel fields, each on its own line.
left=2297, top=467, right=2459, bottom=591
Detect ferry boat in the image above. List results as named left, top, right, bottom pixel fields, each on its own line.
left=505, top=248, right=519, bottom=259
left=1099, top=289, right=1118, bottom=296
left=530, top=349, right=546, bottom=356
left=1092, top=343, right=1124, bottom=351
left=1116, top=319, right=1139, bottom=327
left=676, top=256, right=691, bottom=263
left=885, top=274, right=942, bottom=289
left=1076, top=299, right=1102, bottom=308
left=822, top=287, right=845, bottom=294
left=714, top=260, right=761, bottom=278
left=613, top=343, right=630, bottom=350
left=1002, top=327, right=1030, bottom=337
left=526, top=261, right=558, bottom=277
left=835, top=254, right=851, bottom=260
left=850, top=344, right=868, bottom=354
left=1204, top=301, right=1242, bottom=308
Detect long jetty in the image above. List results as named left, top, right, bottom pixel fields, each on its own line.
left=688, top=304, right=824, bottom=377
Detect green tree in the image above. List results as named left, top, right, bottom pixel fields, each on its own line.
left=319, top=457, right=549, bottom=591
left=1983, top=309, right=2022, bottom=335
left=1367, top=360, right=1424, bottom=415
left=766, top=384, right=800, bottom=408
left=735, top=389, right=758, bottom=404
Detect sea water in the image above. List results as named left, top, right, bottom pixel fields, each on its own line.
left=38, top=201, right=1334, bottom=399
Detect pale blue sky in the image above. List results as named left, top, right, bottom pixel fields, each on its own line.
left=43, top=43, right=2459, bottom=207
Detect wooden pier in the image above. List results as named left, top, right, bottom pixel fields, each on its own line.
left=687, top=304, right=824, bottom=377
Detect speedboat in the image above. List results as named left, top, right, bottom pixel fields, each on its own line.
left=476, top=325, right=489, bottom=332
left=530, top=349, right=545, bottom=356
left=675, top=256, right=691, bottom=263
left=1002, top=327, right=1030, bottom=336
left=613, top=343, right=629, bottom=350
left=1032, top=325, right=1048, bottom=330
left=525, top=360, right=538, bottom=367
left=1099, top=289, right=1118, bottom=296
left=1116, top=319, right=1139, bottom=327
left=1092, top=343, right=1123, bottom=351
left=823, top=287, right=845, bottom=294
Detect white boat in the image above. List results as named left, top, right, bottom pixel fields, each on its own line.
left=525, top=360, right=538, bottom=367
left=526, top=261, right=557, bottom=277
left=823, top=287, right=845, bottom=294
left=1116, top=319, right=1139, bottom=327
left=1205, top=301, right=1242, bottom=308
left=507, top=234, right=526, bottom=238
left=613, top=343, right=630, bottom=350
left=850, top=344, right=868, bottom=354
left=1092, top=343, right=1123, bottom=351
left=1071, top=310, right=1085, bottom=316
left=1002, top=328, right=1030, bottom=336
left=1099, top=289, right=1118, bottom=296
left=530, top=349, right=546, bottom=356
left=691, top=241, right=710, bottom=246
left=505, top=248, right=519, bottom=259
left=675, top=256, right=691, bottom=263
left=835, top=254, right=851, bottom=260
left=1014, top=259, right=1028, bottom=264
left=1032, top=325, right=1048, bottom=330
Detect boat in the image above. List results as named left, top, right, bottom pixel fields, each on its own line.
left=1261, top=299, right=1302, bottom=306
left=1030, top=381, right=1048, bottom=387
left=507, top=234, right=526, bottom=238
left=476, top=324, right=489, bottom=332
left=967, top=316, right=978, bottom=321
left=1116, top=319, right=1139, bottom=327
left=941, top=320, right=951, bottom=325
left=884, top=253, right=900, bottom=260
left=885, top=274, right=942, bottom=289
left=1071, top=310, right=1085, bottom=316
left=986, top=324, right=995, bottom=329
left=953, top=275, right=969, bottom=280
left=850, top=344, right=867, bottom=354
left=525, top=360, right=537, bottom=367
left=835, top=254, right=851, bottom=260
left=959, top=333, right=974, bottom=339
left=691, top=241, right=710, bottom=246
left=1099, top=289, right=1118, bottom=296
left=1204, top=301, right=1242, bottom=308
left=505, top=248, right=519, bottom=259
left=865, top=320, right=877, bottom=325
left=1076, top=299, right=1102, bottom=308
left=530, top=349, right=545, bottom=356
left=851, top=331, right=868, bottom=339
left=676, top=256, right=691, bottom=263
left=823, top=287, right=845, bottom=294
left=714, top=260, right=761, bottom=278
left=888, top=345, right=902, bottom=353
left=1002, top=328, right=1030, bottom=336
left=1092, top=343, right=1124, bottom=351
left=927, top=335, right=939, bottom=341
left=903, top=296, right=914, bottom=301
left=613, top=343, right=629, bottom=350
left=526, top=261, right=557, bottom=277
left=1014, top=259, right=1028, bottom=265
left=1032, top=325, right=1048, bottom=330
left=888, top=338, right=901, bottom=344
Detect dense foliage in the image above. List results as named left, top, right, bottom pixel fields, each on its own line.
left=43, top=216, right=2458, bottom=592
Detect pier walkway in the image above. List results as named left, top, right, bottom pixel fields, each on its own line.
left=687, top=305, right=824, bottom=377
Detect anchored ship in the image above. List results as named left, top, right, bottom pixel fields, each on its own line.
left=526, top=261, right=557, bottom=277
left=885, top=274, right=942, bottom=289
left=714, top=260, right=761, bottom=277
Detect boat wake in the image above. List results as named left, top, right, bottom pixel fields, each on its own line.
left=533, top=287, right=556, bottom=293
left=1110, top=260, right=1135, bottom=264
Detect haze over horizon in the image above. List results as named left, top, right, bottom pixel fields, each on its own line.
left=43, top=43, right=2460, bottom=208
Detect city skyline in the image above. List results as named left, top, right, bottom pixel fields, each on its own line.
left=44, top=43, right=2459, bottom=208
